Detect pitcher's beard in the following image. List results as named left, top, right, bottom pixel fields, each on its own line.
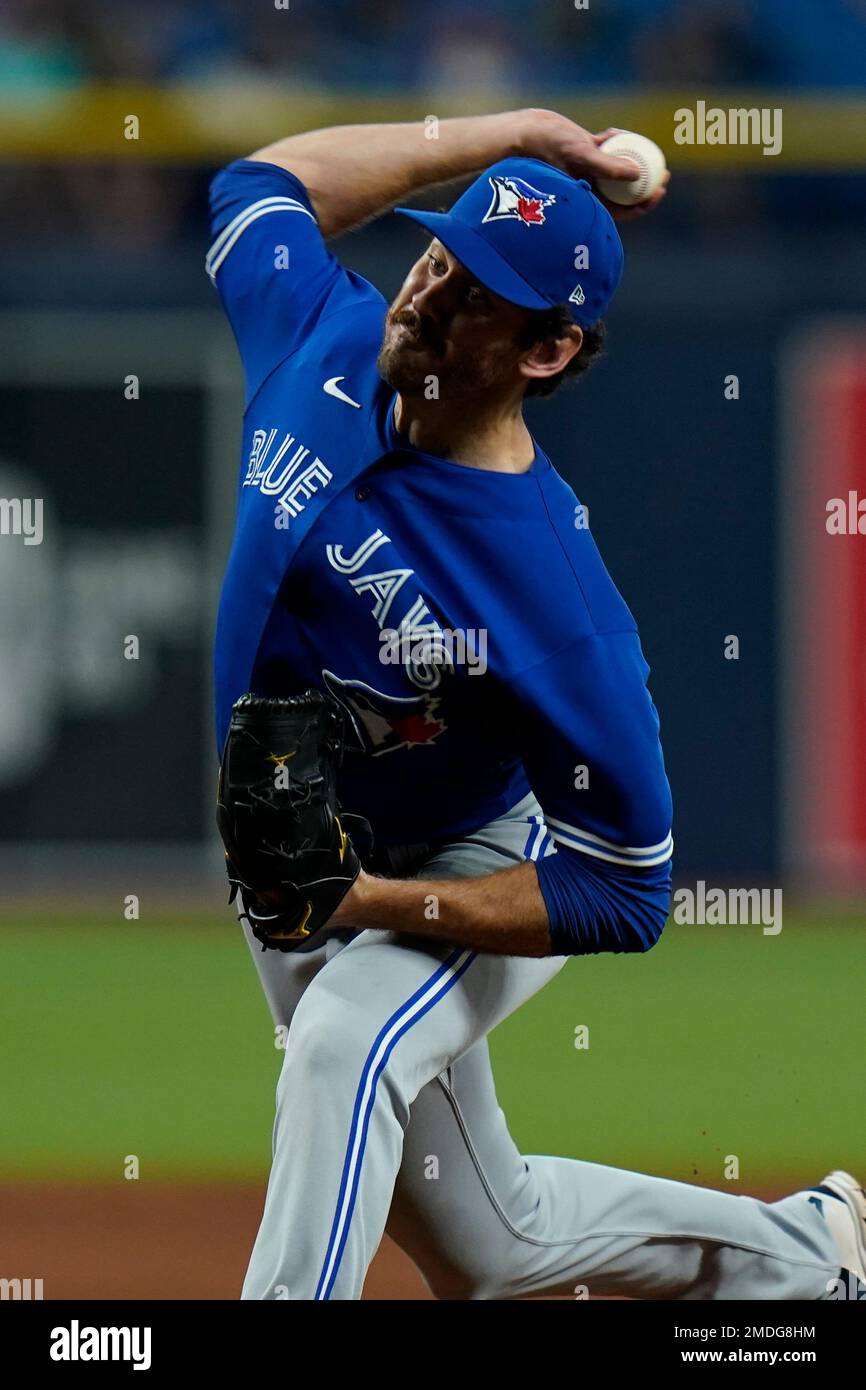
left=376, top=335, right=502, bottom=399
left=376, top=339, right=432, bottom=395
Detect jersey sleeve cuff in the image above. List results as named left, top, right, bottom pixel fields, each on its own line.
left=536, top=840, right=672, bottom=956
left=545, top=816, right=673, bottom=868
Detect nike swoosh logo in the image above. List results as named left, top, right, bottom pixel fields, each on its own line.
left=323, top=376, right=362, bottom=409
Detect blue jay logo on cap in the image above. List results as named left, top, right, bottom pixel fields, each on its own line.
left=482, top=175, right=556, bottom=227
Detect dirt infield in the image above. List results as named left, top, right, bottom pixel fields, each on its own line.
left=0, top=1183, right=430, bottom=1300
left=0, top=1180, right=786, bottom=1300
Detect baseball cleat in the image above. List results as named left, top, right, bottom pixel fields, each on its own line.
left=797, top=1170, right=866, bottom=1295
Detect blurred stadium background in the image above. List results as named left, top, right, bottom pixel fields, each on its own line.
left=1, top=0, right=864, bottom=1299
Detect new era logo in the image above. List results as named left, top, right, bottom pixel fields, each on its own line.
left=569, top=284, right=586, bottom=306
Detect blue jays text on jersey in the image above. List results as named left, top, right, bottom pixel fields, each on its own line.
left=208, top=160, right=673, bottom=955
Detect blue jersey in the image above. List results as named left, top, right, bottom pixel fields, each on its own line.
left=208, top=159, right=673, bottom=954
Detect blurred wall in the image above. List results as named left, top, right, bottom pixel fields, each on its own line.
left=2, top=211, right=864, bottom=877
left=1, top=0, right=865, bottom=883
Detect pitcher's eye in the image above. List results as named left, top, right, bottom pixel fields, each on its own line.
left=427, top=253, right=446, bottom=276
left=466, top=285, right=490, bottom=311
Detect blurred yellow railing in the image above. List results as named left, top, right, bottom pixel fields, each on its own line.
left=0, top=85, right=863, bottom=168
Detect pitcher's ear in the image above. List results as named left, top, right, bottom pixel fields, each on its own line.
left=520, top=325, right=583, bottom=385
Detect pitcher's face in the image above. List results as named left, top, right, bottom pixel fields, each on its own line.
left=377, top=240, right=537, bottom=399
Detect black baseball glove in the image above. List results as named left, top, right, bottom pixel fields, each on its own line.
left=216, top=690, right=364, bottom=952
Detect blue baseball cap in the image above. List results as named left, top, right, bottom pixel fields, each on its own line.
left=394, top=157, right=624, bottom=328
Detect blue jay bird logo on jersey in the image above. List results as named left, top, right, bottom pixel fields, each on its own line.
left=482, top=175, right=556, bottom=227
left=322, top=672, right=447, bottom=757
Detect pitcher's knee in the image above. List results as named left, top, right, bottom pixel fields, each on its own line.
left=281, top=989, right=421, bottom=1120
left=284, top=994, right=374, bottom=1079
left=407, top=1237, right=511, bottom=1301
left=421, top=1261, right=497, bottom=1301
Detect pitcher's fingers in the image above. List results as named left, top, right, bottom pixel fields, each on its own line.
left=602, top=174, right=670, bottom=223
left=589, top=148, right=642, bottom=181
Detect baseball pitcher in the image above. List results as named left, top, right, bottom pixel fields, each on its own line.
left=207, top=108, right=865, bottom=1300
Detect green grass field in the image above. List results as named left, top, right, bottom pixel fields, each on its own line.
left=2, top=906, right=863, bottom=1185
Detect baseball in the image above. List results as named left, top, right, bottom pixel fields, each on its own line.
left=595, top=131, right=667, bottom=206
